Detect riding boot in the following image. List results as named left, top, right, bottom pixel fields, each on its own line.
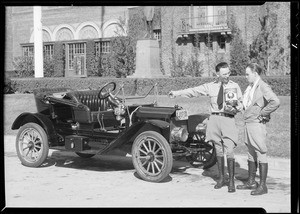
left=237, top=161, right=259, bottom=190
left=214, top=156, right=225, bottom=189
left=227, top=158, right=236, bottom=193
left=251, top=163, right=268, bottom=195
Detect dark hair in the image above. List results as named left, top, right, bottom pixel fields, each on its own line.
left=247, top=63, right=263, bottom=75
left=215, top=62, right=228, bottom=72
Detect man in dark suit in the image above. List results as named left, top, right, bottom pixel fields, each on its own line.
left=237, top=63, right=280, bottom=195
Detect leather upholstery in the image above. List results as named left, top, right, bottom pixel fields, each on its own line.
left=67, top=90, right=112, bottom=112
left=33, top=87, right=72, bottom=114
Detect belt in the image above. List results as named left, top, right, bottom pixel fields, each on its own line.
left=211, top=112, right=234, bottom=118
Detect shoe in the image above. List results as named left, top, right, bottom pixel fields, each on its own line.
left=214, top=156, right=226, bottom=189
left=237, top=160, right=259, bottom=190
left=227, top=158, right=236, bottom=193
left=251, top=163, right=268, bottom=195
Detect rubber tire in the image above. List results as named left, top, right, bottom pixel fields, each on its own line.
left=16, top=122, right=49, bottom=167
left=75, top=152, right=96, bottom=158
left=186, top=135, right=217, bottom=169
left=132, top=131, right=173, bottom=183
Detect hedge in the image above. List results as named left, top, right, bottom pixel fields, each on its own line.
left=10, top=76, right=290, bottom=96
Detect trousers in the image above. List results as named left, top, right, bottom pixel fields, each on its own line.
left=244, top=122, right=268, bottom=163
left=206, top=115, right=238, bottom=158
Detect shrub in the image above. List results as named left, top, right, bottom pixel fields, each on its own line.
left=249, top=3, right=289, bottom=75
left=185, top=34, right=204, bottom=77
left=43, top=56, right=55, bottom=77
left=13, top=55, right=57, bottom=78
left=10, top=76, right=290, bottom=96
left=228, top=14, right=250, bottom=75
left=53, top=42, right=65, bottom=77
left=4, top=77, right=16, bottom=94
left=13, top=56, right=34, bottom=77
left=102, top=36, right=136, bottom=78
left=170, top=51, right=186, bottom=77
left=86, top=40, right=97, bottom=76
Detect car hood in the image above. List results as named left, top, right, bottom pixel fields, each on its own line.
left=135, top=106, right=176, bottom=120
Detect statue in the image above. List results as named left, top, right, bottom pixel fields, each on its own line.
left=143, top=6, right=155, bottom=39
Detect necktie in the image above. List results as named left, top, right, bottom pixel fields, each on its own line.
left=217, top=82, right=224, bottom=110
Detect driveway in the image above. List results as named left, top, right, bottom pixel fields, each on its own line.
left=4, top=135, right=290, bottom=212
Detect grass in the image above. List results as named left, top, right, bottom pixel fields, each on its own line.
left=4, top=94, right=290, bottom=158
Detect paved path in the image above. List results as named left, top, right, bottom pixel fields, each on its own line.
left=4, top=135, right=291, bottom=212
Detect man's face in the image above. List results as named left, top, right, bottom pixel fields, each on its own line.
left=245, top=67, right=257, bottom=84
left=218, top=67, right=231, bottom=83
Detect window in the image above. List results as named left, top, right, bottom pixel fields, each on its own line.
left=153, top=29, right=161, bottom=41
left=22, top=46, right=34, bottom=57
left=214, top=6, right=227, bottom=25
left=68, top=43, right=86, bottom=70
left=218, top=35, right=226, bottom=51
left=44, top=44, right=54, bottom=58
left=95, top=41, right=111, bottom=56
left=205, top=34, right=213, bottom=50
left=196, top=6, right=207, bottom=27
left=192, top=6, right=227, bottom=28
left=23, top=45, right=54, bottom=58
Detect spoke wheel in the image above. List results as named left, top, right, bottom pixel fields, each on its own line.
left=186, top=133, right=217, bottom=169
left=16, top=123, right=49, bottom=167
left=132, top=131, right=173, bottom=182
left=75, top=152, right=96, bottom=158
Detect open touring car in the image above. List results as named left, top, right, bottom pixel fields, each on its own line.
left=12, top=82, right=217, bottom=182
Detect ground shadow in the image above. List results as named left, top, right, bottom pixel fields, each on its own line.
left=42, top=150, right=134, bottom=172
left=201, top=161, right=290, bottom=192
left=202, top=161, right=249, bottom=184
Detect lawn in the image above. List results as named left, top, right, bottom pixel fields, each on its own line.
left=4, top=94, right=290, bottom=158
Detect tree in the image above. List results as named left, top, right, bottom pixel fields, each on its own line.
left=249, top=3, right=288, bottom=75
left=100, top=17, right=136, bottom=78
left=228, top=14, right=249, bottom=75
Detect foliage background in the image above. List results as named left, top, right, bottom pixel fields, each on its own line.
left=8, top=76, right=290, bottom=96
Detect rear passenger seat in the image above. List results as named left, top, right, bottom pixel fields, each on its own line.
left=67, top=90, right=112, bottom=112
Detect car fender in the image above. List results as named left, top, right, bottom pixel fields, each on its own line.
left=99, top=120, right=170, bottom=154
left=12, top=112, right=58, bottom=145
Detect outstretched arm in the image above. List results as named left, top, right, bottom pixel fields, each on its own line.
left=169, top=84, right=209, bottom=99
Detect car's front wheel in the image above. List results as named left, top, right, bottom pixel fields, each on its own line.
left=132, top=131, right=173, bottom=183
left=15, top=123, right=49, bottom=167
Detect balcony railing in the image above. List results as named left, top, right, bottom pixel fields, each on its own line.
left=180, top=15, right=228, bottom=33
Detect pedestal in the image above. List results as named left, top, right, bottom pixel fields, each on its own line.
left=128, top=39, right=164, bottom=78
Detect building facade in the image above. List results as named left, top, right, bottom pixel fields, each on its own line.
left=5, top=4, right=290, bottom=77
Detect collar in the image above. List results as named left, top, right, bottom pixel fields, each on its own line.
left=251, top=77, right=261, bottom=89
left=213, top=79, right=232, bottom=85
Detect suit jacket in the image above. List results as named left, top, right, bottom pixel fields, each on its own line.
left=243, top=79, right=280, bottom=123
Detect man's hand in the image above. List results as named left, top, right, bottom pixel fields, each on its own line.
left=168, top=91, right=176, bottom=99
left=224, top=104, right=238, bottom=115
left=258, top=115, right=271, bottom=124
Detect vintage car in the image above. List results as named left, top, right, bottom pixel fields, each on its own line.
left=12, top=82, right=217, bottom=182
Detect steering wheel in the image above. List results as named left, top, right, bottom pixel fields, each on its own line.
left=98, top=82, right=117, bottom=100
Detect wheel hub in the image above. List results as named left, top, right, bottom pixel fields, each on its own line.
left=147, top=152, right=155, bottom=162
left=28, top=141, right=34, bottom=149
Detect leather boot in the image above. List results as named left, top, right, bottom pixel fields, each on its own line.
left=227, top=158, right=236, bottom=193
left=251, top=163, right=268, bottom=195
left=214, top=156, right=225, bottom=189
left=237, top=161, right=259, bottom=190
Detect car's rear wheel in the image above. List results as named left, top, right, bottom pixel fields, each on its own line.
left=16, top=123, right=49, bottom=167
left=186, top=133, right=217, bottom=169
left=132, top=131, right=173, bottom=183
left=75, top=152, right=95, bottom=158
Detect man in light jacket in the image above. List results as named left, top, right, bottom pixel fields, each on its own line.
left=237, top=62, right=280, bottom=195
